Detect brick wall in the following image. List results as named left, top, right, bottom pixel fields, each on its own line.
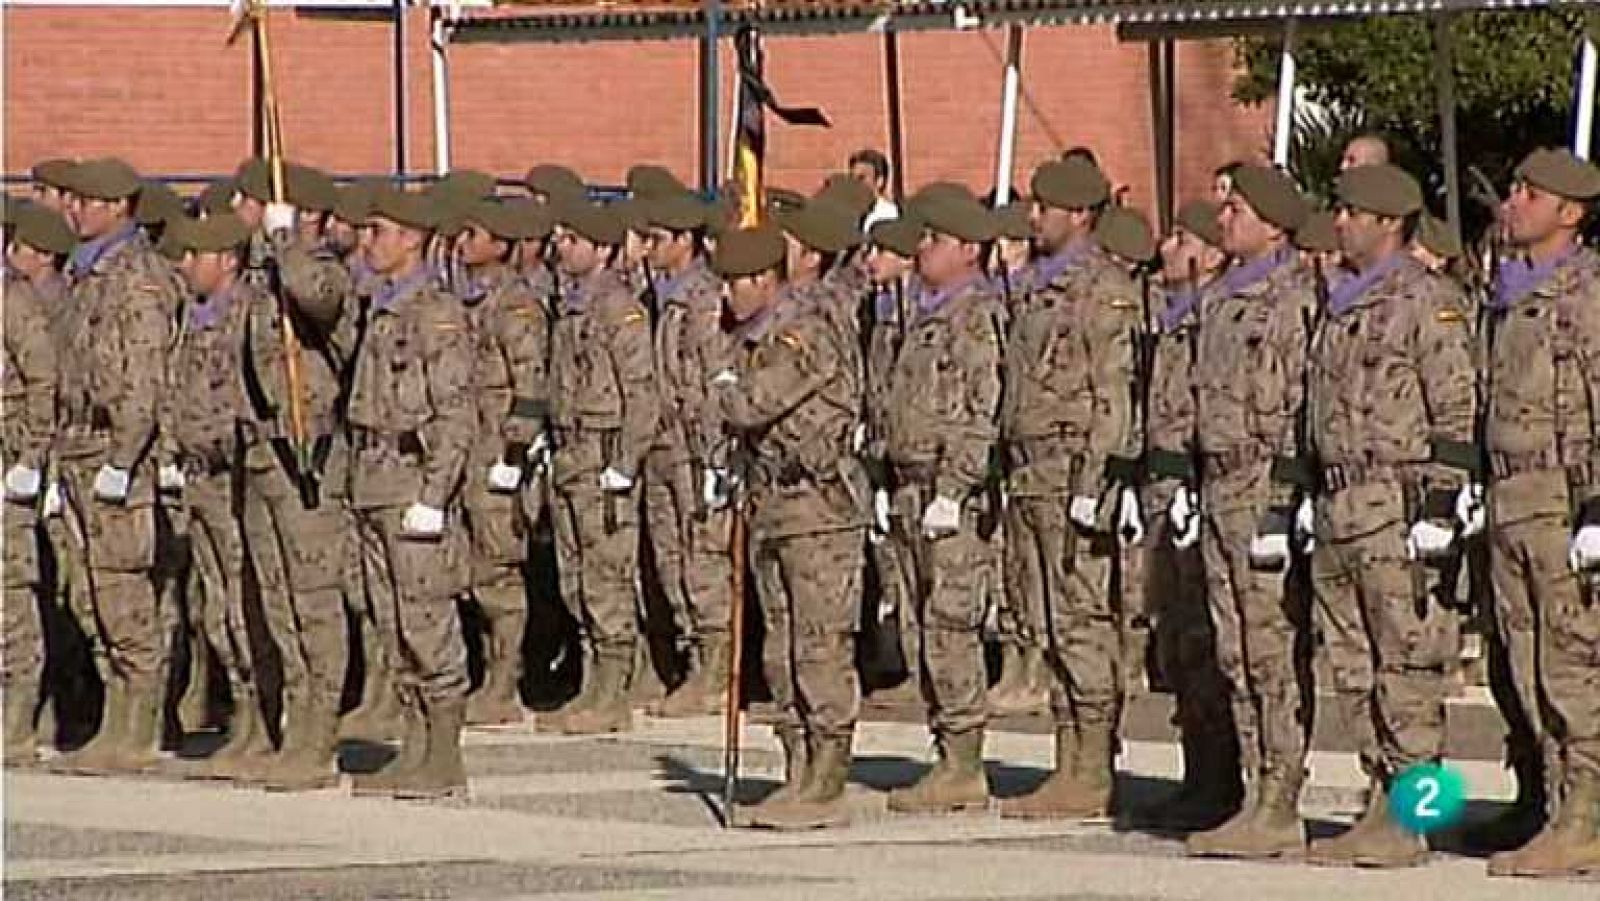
left=4, top=6, right=1272, bottom=211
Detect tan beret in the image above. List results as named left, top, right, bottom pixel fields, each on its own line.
left=370, top=188, right=438, bottom=232
left=1416, top=214, right=1463, bottom=260
left=1031, top=157, right=1111, bottom=211
left=869, top=216, right=922, bottom=258
left=775, top=199, right=861, bottom=255
left=1093, top=206, right=1156, bottom=264
left=558, top=200, right=625, bottom=247
left=1230, top=164, right=1308, bottom=231
left=1336, top=164, right=1423, bottom=218
left=1293, top=210, right=1339, bottom=254
left=919, top=193, right=998, bottom=243
left=1515, top=147, right=1600, bottom=202
left=1175, top=199, right=1224, bottom=249
left=627, top=164, right=688, bottom=199
left=11, top=204, right=77, bottom=256
left=67, top=158, right=142, bottom=201
left=711, top=224, right=786, bottom=279
left=525, top=164, right=586, bottom=202
left=170, top=213, right=253, bottom=254
left=135, top=179, right=184, bottom=226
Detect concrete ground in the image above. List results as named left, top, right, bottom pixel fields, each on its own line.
left=5, top=693, right=1597, bottom=901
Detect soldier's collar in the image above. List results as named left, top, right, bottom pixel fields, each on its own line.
left=736, top=303, right=778, bottom=344
left=1493, top=240, right=1583, bottom=310
left=915, top=273, right=984, bottom=322
left=651, top=258, right=705, bottom=306
left=1216, top=244, right=1294, bottom=299
left=1326, top=252, right=1411, bottom=317
left=1031, top=237, right=1094, bottom=288
left=1158, top=281, right=1208, bottom=333
left=189, top=280, right=241, bottom=331
left=68, top=221, right=139, bottom=279
left=460, top=263, right=512, bottom=304
left=372, top=264, right=436, bottom=313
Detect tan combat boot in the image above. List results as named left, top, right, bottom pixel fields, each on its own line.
left=649, top=634, right=729, bottom=719
left=50, top=676, right=128, bottom=775
left=340, top=635, right=404, bottom=742
left=1187, top=766, right=1305, bottom=859
left=1488, top=772, right=1600, bottom=878
left=352, top=699, right=430, bottom=796
left=176, top=632, right=215, bottom=733
left=3, top=680, right=38, bottom=768
left=1308, top=778, right=1428, bottom=867
left=466, top=611, right=527, bottom=727
left=887, top=729, right=989, bottom=814
left=1000, top=722, right=1114, bottom=820
left=752, top=732, right=854, bottom=830
left=989, top=645, right=1048, bottom=717
left=392, top=699, right=468, bottom=800
left=559, top=648, right=634, bottom=735
left=261, top=698, right=341, bottom=792
left=536, top=643, right=599, bottom=733
left=108, top=680, right=164, bottom=774
left=741, top=725, right=812, bottom=826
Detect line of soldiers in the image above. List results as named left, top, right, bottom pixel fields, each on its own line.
left=3, top=141, right=1599, bottom=878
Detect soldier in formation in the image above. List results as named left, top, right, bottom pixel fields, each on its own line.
left=4, top=146, right=1600, bottom=879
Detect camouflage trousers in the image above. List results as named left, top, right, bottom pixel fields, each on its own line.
left=1490, top=471, right=1600, bottom=788
left=58, top=463, right=162, bottom=684
left=753, top=526, right=863, bottom=740
left=1001, top=500, right=1042, bottom=649
left=643, top=452, right=733, bottom=640
left=353, top=504, right=469, bottom=704
left=464, top=483, right=529, bottom=616
left=4, top=502, right=43, bottom=707
left=1311, top=484, right=1454, bottom=781
left=1008, top=494, right=1122, bottom=729
left=185, top=475, right=253, bottom=687
left=871, top=520, right=919, bottom=680
left=1200, top=472, right=1309, bottom=781
left=244, top=463, right=349, bottom=711
left=550, top=479, right=641, bottom=654
left=892, top=483, right=994, bottom=737
left=1143, top=513, right=1229, bottom=738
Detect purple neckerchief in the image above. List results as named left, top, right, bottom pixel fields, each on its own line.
left=652, top=261, right=701, bottom=306
left=1326, top=252, right=1409, bottom=317
left=187, top=282, right=238, bottom=331
left=68, top=222, right=137, bottom=280
left=372, top=266, right=436, bottom=314
left=735, top=305, right=777, bottom=345
left=874, top=286, right=901, bottom=323
left=1030, top=239, right=1093, bottom=290
left=564, top=271, right=600, bottom=314
left=1492, top=243, right=1582, bottom=310
left=1215, top=245, right=1294, bottom=299
left=915, top=275, right=983, bottom=322
left=458, top=267, right=508, bottom=305
left=1158, top=285, right=1202, bottom=333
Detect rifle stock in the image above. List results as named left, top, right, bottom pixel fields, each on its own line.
left=720, top=484, right=749, bottom=828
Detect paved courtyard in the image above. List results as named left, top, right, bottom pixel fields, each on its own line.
left=5, top=695, right=1598, bottom=900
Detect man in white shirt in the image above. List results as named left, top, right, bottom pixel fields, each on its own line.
left=849, top=148, right=900, bottom=230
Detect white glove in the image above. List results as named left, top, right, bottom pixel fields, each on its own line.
left=921, top=495, right=961, bottom=539
left=1406, top=520, right=1456, bottom=561
left=1248, top=532, right=1291, bottom=572
left=4, top=465, right=41, bottom=502
left=93, top=465, right=130, bottom=503
left=1456, top=483, right=1486, bottom=538
left=871, top=489, right=892, bottom=542
left=263, top=202, right=297, bottom=235
left=703, top=468, right=731, bottom=510
left=1168, top=485, right=1201, bottom=550
left=852, top=423, right=868, bottom=455
left=599, top=467, right=634, bottom=493
left=1069, top=495, right=1100, bottom=531
left=1117, top=486, right=1144, bottom=546
left=1294, top=497, right=1317, bottom=554
left=488, top=461, right=523, bottom=493
left=711, top=369, right=739, bottom=387
left=1570, top=525, right=1600, bottom=573
left=159, top=465, right=186, bottom=492
left=42, top=482, right=62, bottom=518
left=400, top=502, right=445, bottom=538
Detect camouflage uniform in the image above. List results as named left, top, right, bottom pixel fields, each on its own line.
left=346, top=267, right=475, bottom=707
left=719, top=286, right=865, bottom=765
left=1190, top=247, right=1315, bottom=814
left=458, top=265, right=550, bottom=721
left=1000, top=241, right=1141, bottom=746
left=1484, top=246, right=1600, bottom=814
left=51, top=225, right=179, bottom=770
left=884, top=279, right=1004, bottom=744
left=546, top=266, right=659, bottom=724
left=3, top=272, right=59, bottom=763
left=645, top=259, right=736, bottom=712
left=865, top=284, right=919, bottom=685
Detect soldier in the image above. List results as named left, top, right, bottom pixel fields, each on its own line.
left=3, top=206, right=69, bottom=766
left=1412, top=214, right=1464, bottom=277
left=997, top=156, right=1142, bottom=821
left=1300, top=165, right=1478, bottom=867
left=881, top=190, right=1006, bottom=815
left=452, top=198, right=550, bottom=727
left=1293, top=210, right=1343, bottom=280
left=46, top=159, right=181, bottom=775
left=711, top=223, right=866, bottom=830
left=1132, top=199, right=1240, bottom=832
left=524, top=165, right=587, bottom=207
left=30, top=158, right=77, bottom=214
left=1340, top=134, right=1392, bottom=172
left=1481, top=148, right=1600, bottom=879
left=638, top=191, right=737, bottom=718
left=860, top=216, right=921, bottom=705
left=1183, top=164, right=1316, bottom=859
left=541, top=200, right=659, bottom=735
left=344, top=189, right=476, bottom=799
left=153, top=214, right=266, bottom=781
left=773, top=198, right=865, bottom=350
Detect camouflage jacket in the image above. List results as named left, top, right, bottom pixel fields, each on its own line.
left=459, top=265, right=551, bottom=470
left=158, top=280, right=254, bottom=471
left=2, top=272, right=60, bottom=470
left=885, top=276, right=1005, bottom=502
left=651, top=259, right=723, bottom=466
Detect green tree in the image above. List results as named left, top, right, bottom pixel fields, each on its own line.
left=1235, top=10, right=1595, bottom=239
